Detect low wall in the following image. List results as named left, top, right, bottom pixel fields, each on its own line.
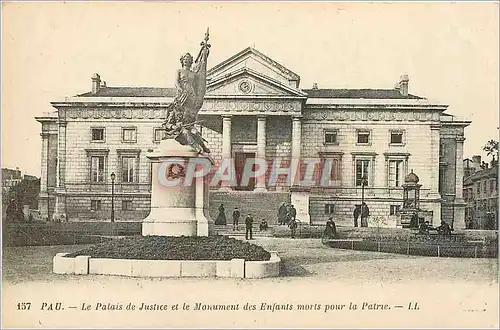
left=272, top=225, right=499, bottom=241
left=53, top=252, right=280, bottom=279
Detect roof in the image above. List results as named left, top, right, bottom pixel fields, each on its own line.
left=78, top=87, right=176, bottom=98
left=77, top=86, right=424, bottom=99
left=207, top=46, right=301, bottom=81
left=302, top=89, right=423, bottom=99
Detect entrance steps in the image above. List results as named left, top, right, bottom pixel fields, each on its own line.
left=209, top=190, right=291, bottom=226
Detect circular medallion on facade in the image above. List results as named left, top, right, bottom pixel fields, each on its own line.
left=276, top=103, right=285, bottom=111
left=241, top=102, right=249, bottom=110
left=265, top=103, right=272, bottom=111
left=238, top=80, right=253, bottom=94
left=229, top=101, right=237, bottom=111
left=253, top=102, right=260, bottom=110
left=413, top=112, right=421, bottom=121
left=114, top=109, right=121, bottom=118
left=287, top=102, right=295, bottom=111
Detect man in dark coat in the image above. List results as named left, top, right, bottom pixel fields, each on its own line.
left=278, top=203, right=287, bottom=225
left=289, top=218, right=298, bottom=239
left=289, top=205, right=297, bottom=221
left=245, top=213, right=254, bottom=240
left=353, top=205, right=361, bottom=227
left=360, top=203, right=370, bottom=227
left=232, top=207, right=240, bottom=231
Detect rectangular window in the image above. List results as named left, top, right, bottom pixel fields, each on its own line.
left=324, top=130, right=338, bottom=144
left=355, top=159, right=370, bottom=186
left=121, top=157, right=137, bottom=183
left=388, top=160, right=404, bottom=187
left=122, top=128, right=137, bottom=142
left=90, top=200, right=101, bottom=211
left=390, top=131, right=404, bottom=145
left=483, top=181, right=487, bottom=193
left=491, top=180, right=495, bottom=193
left=476, top=183, right=480, bottom=194
left=122, top=200, right=133, bottom=211
left=91, top=128, right=105, bottom=141
left=91, top=156, right=105, bottom=183
left=154, top=128, right=165, bottom=142
left=357, top=131, right=370, bottom=144
left=325, top=204, right=335, bottom=215
left=390, top=205, right=400, bottom=216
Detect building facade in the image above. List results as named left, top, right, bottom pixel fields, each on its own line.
left=37, top=47, right=470, bottom=228
left=463, top=157, right=498, bottom=229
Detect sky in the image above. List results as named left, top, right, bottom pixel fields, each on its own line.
left=2, top=2, right=499, bottom=176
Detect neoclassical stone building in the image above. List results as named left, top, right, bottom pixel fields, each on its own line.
left=36, top=47, right=470, bottom=228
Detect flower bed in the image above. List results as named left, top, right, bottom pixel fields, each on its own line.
left=66, top=235, right=271, bottom=261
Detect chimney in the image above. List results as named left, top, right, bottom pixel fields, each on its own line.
left=472, top=155, right=482, bottom=164
left=312, top=82, right=318, bottom=90
left=100, top=80, right=107, bottom=88
left=398, top=74, right=409, bottom=97
left=91, top=73, right=101, bottom=94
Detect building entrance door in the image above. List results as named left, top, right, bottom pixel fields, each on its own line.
left=234, top=152, right=256, bottom=191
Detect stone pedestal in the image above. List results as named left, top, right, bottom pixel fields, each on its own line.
left=142, top=139, right=215, bottom=237
left=290, top=187, right=311, bottom=224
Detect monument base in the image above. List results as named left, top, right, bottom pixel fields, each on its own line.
left=142, top=139, right=215, bottom=237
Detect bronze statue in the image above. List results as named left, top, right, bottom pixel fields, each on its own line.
left=163, top=29, right=211, bottom=155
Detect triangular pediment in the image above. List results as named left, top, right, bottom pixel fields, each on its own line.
left=206, top=68, right=307, bottom=97
left=208, top=47, right=301, bottom=89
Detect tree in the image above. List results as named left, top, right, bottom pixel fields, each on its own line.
left=483, top=139, right=498, bottom=165
left=2, top=178, right=40, bottom=221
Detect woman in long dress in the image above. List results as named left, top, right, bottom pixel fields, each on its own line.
left=215, top=204, right=227, bottom=225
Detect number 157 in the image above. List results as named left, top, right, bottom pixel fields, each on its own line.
left=17, top=302, right=31, bottom=310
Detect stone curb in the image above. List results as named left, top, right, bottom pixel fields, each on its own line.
left=52, top=251, right=280, bottom=279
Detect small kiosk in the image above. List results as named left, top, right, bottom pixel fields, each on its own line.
left=398, top=170, right=422, bottom=228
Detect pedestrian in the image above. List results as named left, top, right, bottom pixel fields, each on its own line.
left=289, top=218, right=298, bottom=239
left=325, top=217, right=337, bottom=239
left=277, top=203, right=287, bottom=225
left=259, top=219, right=269, bottom=231
left=360, top=203, right=369, bottom=227
left=289, top=205, right=297, bottom=221
left=353, top=205, right=361, bottom=227
left=245, top=213, right=254, bottom=240
left=215, top=204, right=227, bottom=225
left=232, top=207, right=240, bottom=231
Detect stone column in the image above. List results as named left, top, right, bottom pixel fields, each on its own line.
left=39, top=132, right=49, bottom=219
left=40, top=133, right=49, bottom=193
left=292, top=116, right=302, bottom=186
left=429, top=124, right=441, bottom=198
left=221, top=115, right=233, bottom=190
left=454, top=136, right=466, bottom=229
left=254, top=115, right=267, bottom=192
left=53, top=121, right=67, bottom=221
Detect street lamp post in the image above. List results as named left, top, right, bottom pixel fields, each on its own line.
left=110, top=172, right=116, bottom=223
left=361, top=175, right=368, bottom=205
left=360, top=175, right=368, bottom=227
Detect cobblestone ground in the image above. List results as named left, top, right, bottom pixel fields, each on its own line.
left=2, top=238, right=499, bottom=328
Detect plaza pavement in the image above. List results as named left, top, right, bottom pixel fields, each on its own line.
left=2, top=237, right=499, bottom=328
